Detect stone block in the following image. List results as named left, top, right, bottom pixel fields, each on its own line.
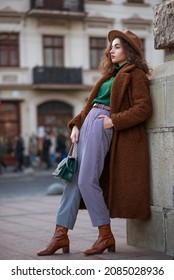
left=148, top=61, right=174, bottom=129
left=127, top=206, right=165, bottom=252
left=149, top=130, right=174, bottom=208
left=166, top=210, right=174, bottom=256
left=153, top=0, right=174, bottom=49
left=150, top=61, right=174, bottom=79
left=166, top=76, right=174, bottom=126
left=148, top=79, right=165, bottom=128
left=46, top=182, right=65, bottom=195
left=148, top=75, right=174, bottom=129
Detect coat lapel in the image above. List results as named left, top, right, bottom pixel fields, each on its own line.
left=86, top=64, right=135, bottom=113
left=110, top=64, right=135, bottom=113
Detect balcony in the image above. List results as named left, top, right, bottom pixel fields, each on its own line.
left=31, top=0, right=84, bottom=12
left=33, top=66, right=84, bottom=89
left=29, top=0, right=85, bottom=19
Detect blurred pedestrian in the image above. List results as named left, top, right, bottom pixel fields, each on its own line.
left=55, top=133, right=67, bottom=163
left=29, top=133, right=38, bottom=167
left=14, top=135, right=25, bottom=172
left=42, top=132, right=52, bottom=169
left=0, top=139, right=7, bottom=174
left=49, top=132, right=56, bottom=166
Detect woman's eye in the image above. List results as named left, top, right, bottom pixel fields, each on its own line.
left=111, top=46, right=120, bottom=50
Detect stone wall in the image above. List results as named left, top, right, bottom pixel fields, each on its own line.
left=127, top=63, right=174, bottom=256
left=127, top=0, right=174, bottom=257
left=153, top=0, right=174, bottom=49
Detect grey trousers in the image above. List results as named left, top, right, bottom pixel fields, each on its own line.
left=56, top=107, right=113, bottom=229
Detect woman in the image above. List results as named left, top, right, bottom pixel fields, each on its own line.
left=37, top=30, right=153, bottom=256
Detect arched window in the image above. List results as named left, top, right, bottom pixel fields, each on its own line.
left=37, top=101, right=73, bottom=133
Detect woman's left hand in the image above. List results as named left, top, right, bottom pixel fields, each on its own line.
left=98, top=115, right=114, bottom=129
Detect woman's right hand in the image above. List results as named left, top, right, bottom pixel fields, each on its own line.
left=70, top=125, right=79, bottom=143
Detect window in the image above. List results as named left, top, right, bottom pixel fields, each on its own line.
left=0, top=33, right=19, bottom=67
left=38, top=101, right=73, bottom=132
left=90, top=37, right=106, bottom=69
left=35, top=0, right=44, bottom=7
left=43, top=36, right=64, bottom=67
left=0, top=101, right=20, bottom=158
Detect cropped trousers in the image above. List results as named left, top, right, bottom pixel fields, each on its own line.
left=56, top=107, right=113, bottom=229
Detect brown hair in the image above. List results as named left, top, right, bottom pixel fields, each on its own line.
left=99, top=37, right=151, bottom=75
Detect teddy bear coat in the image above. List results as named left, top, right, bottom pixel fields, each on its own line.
left=68, top=64, right=153, bottom=220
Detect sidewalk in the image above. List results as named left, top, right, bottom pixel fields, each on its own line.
left=0, top=168, right=172, bottom=260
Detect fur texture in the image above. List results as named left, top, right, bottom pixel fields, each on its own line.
left=68, top=64, right=153, bottom=219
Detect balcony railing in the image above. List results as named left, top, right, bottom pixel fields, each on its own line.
left=30, top=0, right=84, bottom=12
left=33, top=66, right=82, bottom=85
left=127, top=0, right=144, bottom=3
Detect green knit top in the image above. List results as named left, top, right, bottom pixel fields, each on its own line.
left=92, top=62, right=127, bottom=107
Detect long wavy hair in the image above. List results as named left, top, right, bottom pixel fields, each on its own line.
left=99, top=37, right=151, bottom=75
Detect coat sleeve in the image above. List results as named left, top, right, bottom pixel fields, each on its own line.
left=67, top=102, right=92, bottom=131
left=67, top=110, right=84, bottom=131
left=111, top=71, right=153, bottom=130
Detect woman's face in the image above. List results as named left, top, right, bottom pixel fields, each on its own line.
left=110, top=38, right=127, bottom=65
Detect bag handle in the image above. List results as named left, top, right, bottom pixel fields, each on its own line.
left=68, top=142, right=77, bottom=159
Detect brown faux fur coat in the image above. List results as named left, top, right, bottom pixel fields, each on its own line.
left=68, top=64, right=153, bottom=219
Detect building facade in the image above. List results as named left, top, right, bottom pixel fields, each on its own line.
left=0, top=0, right=163, bottom=162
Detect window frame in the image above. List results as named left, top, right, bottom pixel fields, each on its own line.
left=0, top=33, right=19, bottom=67
left=89, top=37, right=106, bottom=69
left=0, top=101, right=20, bottom=158
left=43, top=35, right=64, bottom=67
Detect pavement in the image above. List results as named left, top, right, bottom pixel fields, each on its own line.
left=0, top=167, right=173, bottom=260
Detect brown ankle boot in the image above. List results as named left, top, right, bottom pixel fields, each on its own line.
left=84, top=224, right=115, bottom=255
left=37, top=225, right=69, bottom=256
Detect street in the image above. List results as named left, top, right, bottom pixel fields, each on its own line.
left=0, top=168, right=172, bottom=260
left=0, top=169, right=56, bottom=200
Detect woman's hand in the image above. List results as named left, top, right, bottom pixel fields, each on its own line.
left=70, top=125, right=79, bottom=143
left=98, top=115, right=114, bottom=129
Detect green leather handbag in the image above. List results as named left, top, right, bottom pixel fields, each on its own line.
left=52, top=142, right=78, bottom=182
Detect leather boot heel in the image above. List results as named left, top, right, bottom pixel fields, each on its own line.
left=108, top=244, right=116, bottom=252
left=62, top=246, right=69, bottom=254
left=37, top=225, right=69, bottom=256
left=84, top=224, right=116, bottom=255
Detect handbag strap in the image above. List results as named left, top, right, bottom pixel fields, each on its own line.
left=68, top=142, right=77, bottom=158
